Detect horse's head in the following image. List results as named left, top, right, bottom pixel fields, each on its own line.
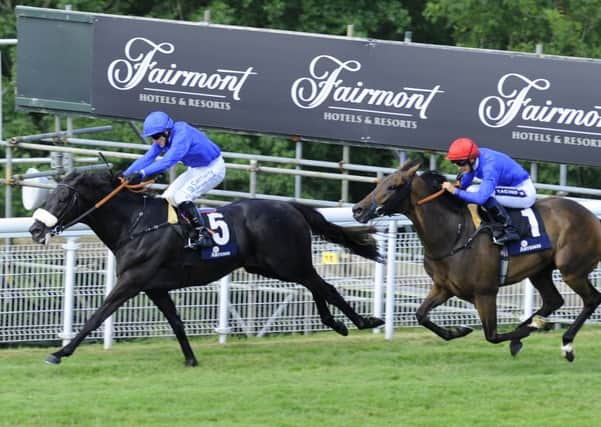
left=353, top=159, right=422, bottom=223
left=29, top=172, right=114, bottom=244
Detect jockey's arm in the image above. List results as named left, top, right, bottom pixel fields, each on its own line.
left=140, top=135, right=192, bottom=177
left=124, top=143, right=162, bottom=177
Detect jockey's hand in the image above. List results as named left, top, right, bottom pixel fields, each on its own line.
left=442, top=181, right=457, bottom=194
left=127, top=172, right=144, bottom=185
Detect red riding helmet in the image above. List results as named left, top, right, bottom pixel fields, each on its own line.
left=446, top=138, right=480, bottom=161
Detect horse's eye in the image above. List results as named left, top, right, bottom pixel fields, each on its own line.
left=387, top=185, right=397, bottom=191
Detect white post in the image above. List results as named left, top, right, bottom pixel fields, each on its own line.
left=59, top=237, right=79, bottom=346
left=103, top=250, right=116, bottom=349
left=372, top=230, right=385, bottom=333
left=385, top=220, right=397, bottom=340
left=522, top=279, right=535, bottom=321
left=216, top=275, right=231, bottom=344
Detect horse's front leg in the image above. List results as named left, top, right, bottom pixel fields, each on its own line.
left=474, top=293, right=534, bottom=352
left=416, top=284, right=473, bottom=340
left=45, top=272, right=143, bottom=364
left=146, top=289, right=198, bottom=367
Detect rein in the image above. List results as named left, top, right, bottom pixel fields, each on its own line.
left=52, top=177, right=155, bottom=235
left=416, top=188, right=445, bottom=205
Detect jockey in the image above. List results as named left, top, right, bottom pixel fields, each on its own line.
left=122, top=111, right=226, bottom=249
left=441, top=137, right=536, bottom=245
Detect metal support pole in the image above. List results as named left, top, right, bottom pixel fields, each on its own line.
left=294, top=138, right=302, bottom=199
left=530, top=163, right=538, bottom=182
left=103, top=250, right=116, bottom=350
left=373, top=230, right=385, bottom=333
left=1, top=52, right=13, bottom=219
left=339, top=23, right=354, bottom=204
left=249, top=159, right=257, bottom=197
left=65, top=116, right=74, bottom=172
left=429, top=154, right=437, bottom=171
left=559, top=164, right=568, bottom=195
left=341, top=145, right=350, bottom=202
left=59, top=237, right=79, bottom=345
left=216, top=275, right=231, bottom=344
left=385, top=220, right=397, bottom=340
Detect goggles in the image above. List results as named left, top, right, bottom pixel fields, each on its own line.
left=150, top=132, right=165, bottom=140
left=452, top=159, right=470, bottom=167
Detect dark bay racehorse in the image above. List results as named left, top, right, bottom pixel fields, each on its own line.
left=353, top=159, right=601, bottom=361
left=29, top=171, right=384, bottom=366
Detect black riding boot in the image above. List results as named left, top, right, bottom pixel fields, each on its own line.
left=179, top=201, right=214, bottom=249
left=484, top=198, right=520, bottom=245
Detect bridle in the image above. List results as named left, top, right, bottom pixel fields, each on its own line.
left=371, top=174, right=446, bottom=217
left=369, top=174, right=481, bottom=260
left=47, top=178, right=152, bottom=236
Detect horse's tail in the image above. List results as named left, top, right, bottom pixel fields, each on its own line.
left=291, top=202, right=382, bottom=262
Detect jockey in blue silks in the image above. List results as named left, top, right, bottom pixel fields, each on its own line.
left=122, top=111, right=226, bottom=249
left=441, top=137, right=536, bottom=245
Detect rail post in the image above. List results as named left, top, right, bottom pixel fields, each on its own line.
left=216, top=275, right=231, bottom=344
left=103, top=250, right=116, bottom=349
left=373, top=229, right=385, bottom=333
left=385, top=220, right=397, bottom=340
left=59, top=237, right=79, bottom=345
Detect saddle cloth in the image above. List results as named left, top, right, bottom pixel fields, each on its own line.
left=504, top=206, right=551, bottom=256
left=168, top=204, right=238, bottom=260
left=471, top=204, right=551, bottom=256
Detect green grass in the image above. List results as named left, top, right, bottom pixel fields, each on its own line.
left=1, top=327, right=601, bottom=427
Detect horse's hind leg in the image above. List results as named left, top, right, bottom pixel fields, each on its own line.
left=509, top=269, right=565, bottom=356
left=559, top=275, right=601, bottom=362
left=518, top=269, right=565, bottom=329
left=146, top=289, right=198, bottom=367
left=307, top=287, right=349, bottom=336
left=304, top=270, right=384, bottom=331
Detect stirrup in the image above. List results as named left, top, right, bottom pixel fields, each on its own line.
left=185, top=228, right=214, bottom=249
left=492, top=229, right=520, bottom=246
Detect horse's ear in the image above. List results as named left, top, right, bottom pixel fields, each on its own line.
left=398, top=159, right=422, bottom=174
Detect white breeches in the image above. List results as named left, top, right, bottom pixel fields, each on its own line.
left=162, top=156, right=226, bottom=206
left=466, top=178, right=536, bottom=208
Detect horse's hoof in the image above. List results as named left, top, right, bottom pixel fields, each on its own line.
left=561, top=343, right=575, bottom=362
left=455, top=325, right=473, bottom=337
left=45, top=354, right=61, bottom=365
left=334, top=322, right=349, bottom=336
left=185, top=358, right=198, bottom=367
left=363, top=317, right=384, bottom=329
left=510, top=340, right=523, bottom=357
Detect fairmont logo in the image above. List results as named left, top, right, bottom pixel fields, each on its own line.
left=478, top=73, right=601, bottom=129
left=290, top=55, right=444, bottom=118
left=106, top=37, right=257, bottom=100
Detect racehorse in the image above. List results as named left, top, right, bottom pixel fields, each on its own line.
left=29, top=171, right=384, bottom=366
left=352, top=158, right=601, bottom=361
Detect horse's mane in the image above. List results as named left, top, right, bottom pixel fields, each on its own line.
left=63, top=171, right=155, bottom=203
left=419, top=170, right=466, bottom=213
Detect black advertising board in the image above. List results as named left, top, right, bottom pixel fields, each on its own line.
left=16, top=6, right=601, bottom=166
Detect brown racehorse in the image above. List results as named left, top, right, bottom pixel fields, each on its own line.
left=352, top=158, right=601, bottom=361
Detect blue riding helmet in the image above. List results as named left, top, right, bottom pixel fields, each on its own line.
left=141, top=111, right=174, bottom=137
